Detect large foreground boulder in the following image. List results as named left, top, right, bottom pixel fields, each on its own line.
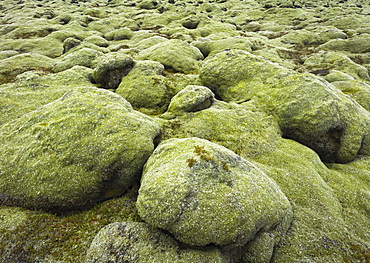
left=0, top=87, right=160, bottom=212
left=137, top=137, right=292, bottom=260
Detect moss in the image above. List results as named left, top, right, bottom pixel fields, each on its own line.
left=0, top=186, right=141, bottom=262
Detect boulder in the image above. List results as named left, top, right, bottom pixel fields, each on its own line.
left=116, top=60, right=169, bottom=114
left=53, top=48, right=104, bottom=72
left=104, top=27, right=133, bottom=41
left=321, top=37, right=370, bottom=54
left=166, top=85, right=214, bottom=114
left=304, top=51, right=370, bottom=81
left=83, top=35, right=109, bottom=47
left=318, top=28, right=348, bottom=43
left=331, top=80, right=370, bottom=112
left=2, top=23, right=57, bottom=39
left=192, top=36, right=253, bottom=58
left=62, top=37, right=82, bottom=53
left=199, top=49, right=370, bottom=163
left=133, top=36, right=168, bottom=50
left=137, top=138, right=292, bottom=250
left=323, top=70, right=355, bottom=82
left=85, top=222, right=230, bottom=263
left=0, top=66, right=95, bottom=128
left=182, top=15, right=200, bottom=29
left=92, top=52, right=134, bottom=89
left=278, top=29, right=324, bottom=46
left=0, top=87, right=160, bottom=212
left=0, top=53, right=54, bottom=83
left=136, top=39, right=204, bottom=73
left=0, top=36, right=63, bottom=58
left=161, top=99, right=280, bottom=159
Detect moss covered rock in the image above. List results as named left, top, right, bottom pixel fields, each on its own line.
left=0, top=87, right=160, bottom=212
left=86, top=222, right=230, bottom=263
left=137, top=137, right=292, bottom=250
left=136, top=39, right=204, bottom=73
left=252, top=138, right=370, bottom=262
left=278, top=29, right=324, bottom=46
left=0, top=36, right=64, bottom=58
left=200, top=49, right=370, bottom=163
left=53, top=48, right=104, bottom=72
left=0, top=52, right=55, bottom=83
left=192, top=36, right=253, bottom=58
left=116, top=60, right=170, bottom=114
left=321, top=37, right=370, bottom=54
left=0, top=66, right=94, bottom=128
left=161, top=100, right=281, bottom=159
left=92, top=52, right=134, bottom=89
left=166, top=85, right=214, bottom=114
left=304, top=51, right=370, bottom=81
left=0, top=0, right=369, bottom=261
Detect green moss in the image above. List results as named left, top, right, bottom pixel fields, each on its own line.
left=0, top=186, right=142, bottom=262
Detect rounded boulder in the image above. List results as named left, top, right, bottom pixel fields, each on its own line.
left=137, top=137, right=292, bottom=247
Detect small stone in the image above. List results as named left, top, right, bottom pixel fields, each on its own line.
left=182, top=15, right=200, bottom=29
left=63, top=37, right=81, bottom=53
left=166, top=85, right=214, bottom=113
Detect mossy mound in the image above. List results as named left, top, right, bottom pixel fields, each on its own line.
left=0, top=0, right=369, bottom=261
left=200, top=49, right=370, bottom=163
left=0, top=87, right=160, bottom=212
left=86, top=221, right=230, bottom=263
left=137, top=138, right=292, bottom=262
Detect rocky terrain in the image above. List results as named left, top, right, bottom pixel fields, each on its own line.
left=0, top=0, right=370, bottom=262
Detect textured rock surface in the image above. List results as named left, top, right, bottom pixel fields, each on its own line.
left=116, top=60, right=169, bottom=114
left=137, top=138, right=292, bottom=250
left=86, top=222, right=230, bottom=263
left=136, top=39, right=204, bottom=73
left=53, top=47, right=103, bottom=73
left=0, top=0, right=369, bottom=262
left=166, top=85, right=215, bottom=114
left=0, top=53, right=55, bottom=83
left=200, top=49, right=370, bottom=163
left=0, top=87, right=160, bottom=211
left=0, top=66, right=95, bottom=127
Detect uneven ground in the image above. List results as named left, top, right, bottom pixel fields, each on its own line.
left=0, top=0, right=370, bottom=262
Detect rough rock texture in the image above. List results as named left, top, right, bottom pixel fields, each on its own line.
left=304, top=51, right=370, bottom=81
left=136, top=39, right=204, bottom=73
left=92, top=52, right=134, bottom=89
left=137, top=138, right=292, bottom=252
left=53, top=47, right=103, bottom=73
left=166, top=85, right=215, bottom=114
left=0, top=0, right=369, bottom=262
left=116, top=60, right=169, bottom=114
left=86, top=222, right=230, bottom=263
left=0, top=53, right=55, bottom=83
left=161, top=98, right=281, bottom=160
left=200, top=49, right=370, bottom=163
left=0, top=66, right=97, bottom=128
left=0, top=87, right=160, bottom=211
